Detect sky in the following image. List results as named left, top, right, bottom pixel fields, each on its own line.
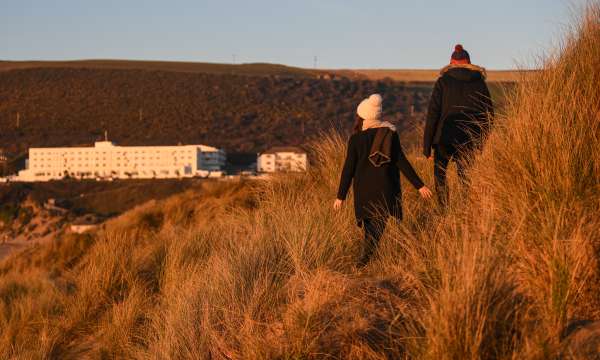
left=0, top=0, right=582, bottom=69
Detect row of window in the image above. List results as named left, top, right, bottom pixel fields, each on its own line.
left=31, top=159, right=222, bottom=168
left=33, top=149, right=195, bottom=155
left=32, top=156, right=194, bottom=161
left=261, top=159, right=306, bottom=164
left=261, top=154, right=305, bottom=156
left=32, top=162, right=192, bottom=169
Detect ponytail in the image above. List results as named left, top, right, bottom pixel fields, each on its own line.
left=352, top=115, right=363, bottom=134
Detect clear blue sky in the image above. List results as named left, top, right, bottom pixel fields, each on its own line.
left=1, top=0, right=579, bottom=69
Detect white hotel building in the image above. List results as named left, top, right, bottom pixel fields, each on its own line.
left=257, top=146, right=308, bottom=173
left=16, top=141, right=226, bottom=182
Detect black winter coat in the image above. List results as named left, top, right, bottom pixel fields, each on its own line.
left=423, top=65, right=494, bottom=157
left=337, top=128, right=424, bottom=223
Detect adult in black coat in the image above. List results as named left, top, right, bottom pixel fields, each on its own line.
left=423, top=44, right=494, bottom=206
left=335, top=94, right=432, bottom=265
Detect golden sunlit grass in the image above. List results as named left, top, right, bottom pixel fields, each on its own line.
left=0, top=5, right=599, bottom=359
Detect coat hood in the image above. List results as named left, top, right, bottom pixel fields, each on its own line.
left=440, top=63, right=487, bottom=81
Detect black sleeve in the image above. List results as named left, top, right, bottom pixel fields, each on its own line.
left=395, top=134, right=425, bottom=190
left=336, top=137, right=357, bottom=200
left=423, top=78, right=443, bottom=157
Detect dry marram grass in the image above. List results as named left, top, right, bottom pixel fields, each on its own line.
left=1, top=5, right=599, bottom=359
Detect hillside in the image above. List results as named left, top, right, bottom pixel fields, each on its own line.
left=334, top=68, right=528, bottom=82
left=11, top=10, right=600, bottom=360
left=0, top=60, right=315, bottom=78
left=0, top=5, right=598, bottom=358
left=0, top=60, right=516, bottom=165
left=0, top=179, right=224, bottom=261
left=0, top=66, right=437, bottom=158
left=0, top=59, right=523, bottom=82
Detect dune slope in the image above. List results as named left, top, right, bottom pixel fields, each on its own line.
left=0, top=5, right=598, bottom=360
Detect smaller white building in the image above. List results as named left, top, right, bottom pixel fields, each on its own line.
left=257, top=146, right=308, bottom=173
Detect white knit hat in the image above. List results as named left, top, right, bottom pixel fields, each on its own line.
left=357, top=94, right=383, bottom=121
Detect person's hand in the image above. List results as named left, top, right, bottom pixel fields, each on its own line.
left=333, top=199, right=343, bottom=211
left=418, top=186, right=433, bottom=199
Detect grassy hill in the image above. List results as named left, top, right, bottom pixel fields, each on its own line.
left=0, top=8, right=595, bottom=358
left=0, top=60, right=512, bottom=158
left=0, top=179, right=211, bottom=217
left=0, top=59, right=516, bottom=164
left=334, top=68, right=528, bottom=82
left=0, top=59, right=523, bottom=82
left=0, top=60, right=316, bottom=78
left=0, top=66, right=439, bottom=159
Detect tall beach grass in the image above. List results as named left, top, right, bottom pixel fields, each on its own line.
left=0, top=5, right=599, bottom=359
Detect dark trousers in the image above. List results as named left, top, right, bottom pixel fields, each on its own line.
left=359, top=217, right=387, bottom=266
left=434, top=144, right=472, bottom=207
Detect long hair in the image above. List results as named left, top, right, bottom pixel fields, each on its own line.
left=352, top=115, right=363, bottom=134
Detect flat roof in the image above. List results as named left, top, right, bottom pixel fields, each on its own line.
left=28, top=142, right=221, bottom=152
left=260, top=146, right=305, bottom=155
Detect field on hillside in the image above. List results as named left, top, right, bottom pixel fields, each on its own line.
left=331, top=68, right=526, bottom=83
left=0, top=6, right=598, bottom=359
left=0, top=60, right=315, bottom=78
left=0, top=59, right=523, bottom=82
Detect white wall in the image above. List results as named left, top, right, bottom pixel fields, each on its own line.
left=257, top=153, right=276, bottom=173
left=257, top=151, right=307, bottom=173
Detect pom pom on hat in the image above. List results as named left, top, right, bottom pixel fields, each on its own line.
left=367, top=94, right=382, bottom=106
left=451, top=43, right=470, bottom=63
left=357, top=94, right=383, bottom=121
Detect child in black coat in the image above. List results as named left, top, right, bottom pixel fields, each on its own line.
left=334, top=94, right=432, bottom=265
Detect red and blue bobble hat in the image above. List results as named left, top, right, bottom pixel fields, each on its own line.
left=451, top=44, right=471, bottom=64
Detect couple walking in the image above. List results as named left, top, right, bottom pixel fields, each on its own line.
left=334, top=44, right=494, bottom=265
